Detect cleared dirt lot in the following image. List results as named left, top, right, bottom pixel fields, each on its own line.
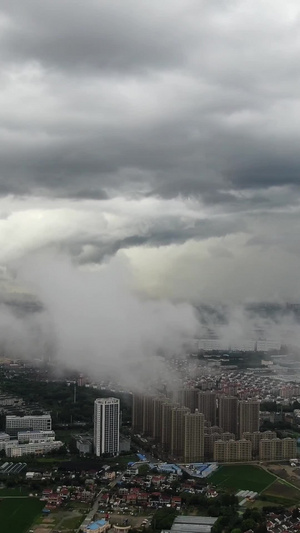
left=100, top=511, right=151, bottom=529
left=266, top=464, right=300, bottom=489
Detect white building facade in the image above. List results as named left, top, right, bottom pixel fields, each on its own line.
left=5, top=415, right=52, bottom=436
left=5, top=440, right=63, bottom=458
left=17, top=430, right=55, bottom=443
left=94, top=398, right=120, bottom=457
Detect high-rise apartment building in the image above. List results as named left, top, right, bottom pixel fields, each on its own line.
left=242, top=430, right=276, bottom=456
left=94, top=398, right=120, bottom=457
left=283, top=437, right=297, bottom=459
left=178, top=388, right=199, bottom=413
left=153, top=397, right=167, bottom=441
left=237, top=439, right=252, bottom=462
left=213, top=439, right=252, bottom=462
left=132, top=393, right=144, bottom=433
left=184, top=410, right=204, bottom=463
left=142, top=396, right=154, bottom=436
left=239, top=400, right=260, bottom=437
left=5, top=415, right=52, bottom=437
left=171, top=406, right=190, bottom=459
left=218, top=396, right=238, bottom=436
left=198, top=391, right=217, bottom=425
left=161, top=401, right=174, bottom=453
left=213, top=440, right=227, bottom=462
left=259, top=437, right=297, bottom=461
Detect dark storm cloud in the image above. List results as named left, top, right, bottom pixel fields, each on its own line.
left=0, top=0, right=299, bottom=296
left=0, top=0, right=193, bottom=73
left=2, top=0, right=300, bottom=379
left=229, top=160, right=300, bottom=189
left=66, top=215, right=245, bottom=264
left=0, top=0, right=300, bottom=202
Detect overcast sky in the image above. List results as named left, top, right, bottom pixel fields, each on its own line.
left=1, top=0, right=300, bottom=304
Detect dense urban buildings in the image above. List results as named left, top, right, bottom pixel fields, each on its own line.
left=132, top=386, right=297, bottom=463
left=259, top=437, right=297, bottom=461
left=94, top=397, right=120, bottom=457
left=242, top=430, right=277, bottom=456
left=213, top=439, right=252, bottom=462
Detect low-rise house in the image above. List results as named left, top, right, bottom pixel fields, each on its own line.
left=160, top=494, right=171, bottom=505
left=152, top=475, right=166, bottom=487
left=171, top=496, right=182, bottom=508
left=137, top=492, right=148, bottom=503
left=126, top=493, right=137, bottom=504
left=100, top=493, right=110, bottom=505
left=105, top=471, right=116, bottom=480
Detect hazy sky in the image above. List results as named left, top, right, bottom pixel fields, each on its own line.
left=1, top=0, right=300, bottom=304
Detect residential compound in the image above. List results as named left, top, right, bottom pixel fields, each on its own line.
left=259, top=437, right=297, bottom=461
left=132, top=389, right=297, bottom=463
left=213, top=438, right=252, bottom=463
left=94, top=397, right=120, bottom=457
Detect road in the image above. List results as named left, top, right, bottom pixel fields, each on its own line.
left=76, top=490, right=102, bottom=533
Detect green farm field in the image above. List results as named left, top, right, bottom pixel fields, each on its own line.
left=262, top=479, right=300, bottom=506
left=0, top=497, right=44, bottom=533
left=209, top=465, right=276, bottom=492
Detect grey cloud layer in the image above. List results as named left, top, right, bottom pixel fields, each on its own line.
left=0, top=0, right=299, bottom=306
left=0, top=0, right=300, bottom=201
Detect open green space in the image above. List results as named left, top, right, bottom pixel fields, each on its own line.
left=0, top=487, right=30, bottom=496
left=61, top=514, right=85, bottom=529
left=35, top=456, right=69, bottom=463
left=0, top=371, right=132, bottom=427
left=0, top=497, right=44, bottom=533
left=106, top=454, right=138, bottom=467
left=209, top=465, right=276, bottom=492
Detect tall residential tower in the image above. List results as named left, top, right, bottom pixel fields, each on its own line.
left=239, top=400, right=260, bottom=437
left=218, top=396, right=238, bottom=436
left=94, top=398, right=120, bottom=457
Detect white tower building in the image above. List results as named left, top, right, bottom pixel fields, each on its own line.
left=94, top=398, right=120, bottom=457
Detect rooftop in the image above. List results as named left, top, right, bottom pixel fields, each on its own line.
left=87, top=519, right=108, bottom=531
left=172, top=525, right=212, bottom=533
left=173, top=517, right=217, bottom=525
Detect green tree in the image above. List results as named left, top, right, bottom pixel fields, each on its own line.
left=241, top=518, right=256, bottom=531
left=152, top=508, right=177, bottom=530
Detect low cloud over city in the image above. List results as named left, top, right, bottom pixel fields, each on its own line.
left=0, top=1, right=300, bottom=372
